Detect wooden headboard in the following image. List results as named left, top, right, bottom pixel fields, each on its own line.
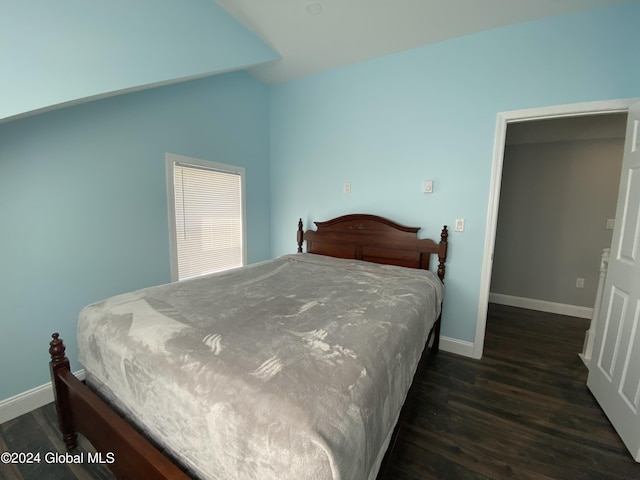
left=296, top=214, right=448, bottom=281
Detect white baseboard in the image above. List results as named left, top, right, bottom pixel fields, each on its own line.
left=0, top=369, right=85, bottom=425
left=578, top=352, right=591, bottom=369
left=489, top=293, right=592, bottom=319
left=440, top=336, right=475, bottom=358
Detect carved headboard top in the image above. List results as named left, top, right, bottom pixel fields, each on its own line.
left=297, top=214, right=448, bottom=280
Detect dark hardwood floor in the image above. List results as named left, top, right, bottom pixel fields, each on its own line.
left=2, top=304, right=639, bottom=479
left=0, top=401, right=114, bottom=480
left=382, top=303, right=640, bottom=480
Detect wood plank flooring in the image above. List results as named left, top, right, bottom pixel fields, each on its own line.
left=381, top=304, right=640, bottom=480
left=0, top=401, right=114, bottom=480
left=2, top=303, right=639, bottom=479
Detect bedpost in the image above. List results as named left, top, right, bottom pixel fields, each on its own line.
left=49, top=333, right=78, bottom=450
left=297, top=218, right=304, bottom=253
left=433, top=315, right=442, bottom=353
left=437, top=226, right=448, bottom=281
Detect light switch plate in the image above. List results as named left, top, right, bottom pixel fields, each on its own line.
left=455, top=218, right=465, bottom=232
left=423, top=180, right=433, bottom=193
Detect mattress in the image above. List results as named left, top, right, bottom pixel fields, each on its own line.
left=78, top=253, right=443, bottom=480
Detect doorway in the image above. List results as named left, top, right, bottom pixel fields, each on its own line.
left=474, top=99, right=637, bottom=360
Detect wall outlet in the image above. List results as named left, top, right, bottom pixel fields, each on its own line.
left=423, top=180, right=433, bottom=193
left=576, top=277, right=585, bottom=288
left=343, top=181, right=351, bottom=194
left=454, top=219, right=465, bottom=232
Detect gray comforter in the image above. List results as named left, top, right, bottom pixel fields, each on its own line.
left=78, top=254, right=443, bottom=480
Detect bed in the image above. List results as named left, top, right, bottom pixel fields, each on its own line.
left=49, top=214, right=448, bottom=479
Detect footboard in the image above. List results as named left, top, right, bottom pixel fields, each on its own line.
left=49, top=333, right=189, bottom=480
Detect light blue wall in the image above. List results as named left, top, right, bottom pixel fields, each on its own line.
left=270, top=2, right=640, bottom=344
left=0, top=71, right=271, bottom=400
left=1, top=0, right=279, bottom=121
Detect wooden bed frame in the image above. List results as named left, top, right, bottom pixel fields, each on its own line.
left=49, top=214, right=448, bottom=480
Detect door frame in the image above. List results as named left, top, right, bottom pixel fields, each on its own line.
left=474, top=98, right=638, bottom=360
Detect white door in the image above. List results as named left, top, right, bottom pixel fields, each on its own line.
left=587, top=100, right=640, bottom=462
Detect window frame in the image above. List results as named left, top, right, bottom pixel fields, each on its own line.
left=166, top=153, right=247, bottom=282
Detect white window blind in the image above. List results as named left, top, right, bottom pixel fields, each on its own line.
left=167, top=154, right=246, bottom=281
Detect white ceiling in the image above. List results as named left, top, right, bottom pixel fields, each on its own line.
left=214, top=0, right=630, bottom=84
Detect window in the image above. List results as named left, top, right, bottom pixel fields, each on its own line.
left=166, top=153, right=246, bottom=281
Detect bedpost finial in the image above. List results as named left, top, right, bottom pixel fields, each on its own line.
left=437, top=226, right=448, bottom=282
left=297, top=218, right=304, bottom=253
left=49, top=332, right=67, bottom=364
left=440, top=225, right=449, bottom=243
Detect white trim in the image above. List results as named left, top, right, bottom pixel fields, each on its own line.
left=578, top=352, right=590, bottom=368
left=440, top=336, right=475, bottom=358
left=0, top=370, right=85, bottom=425
left=476, top=98, right=638, bottom=360
left=489, top=293, right=593, bottom=319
